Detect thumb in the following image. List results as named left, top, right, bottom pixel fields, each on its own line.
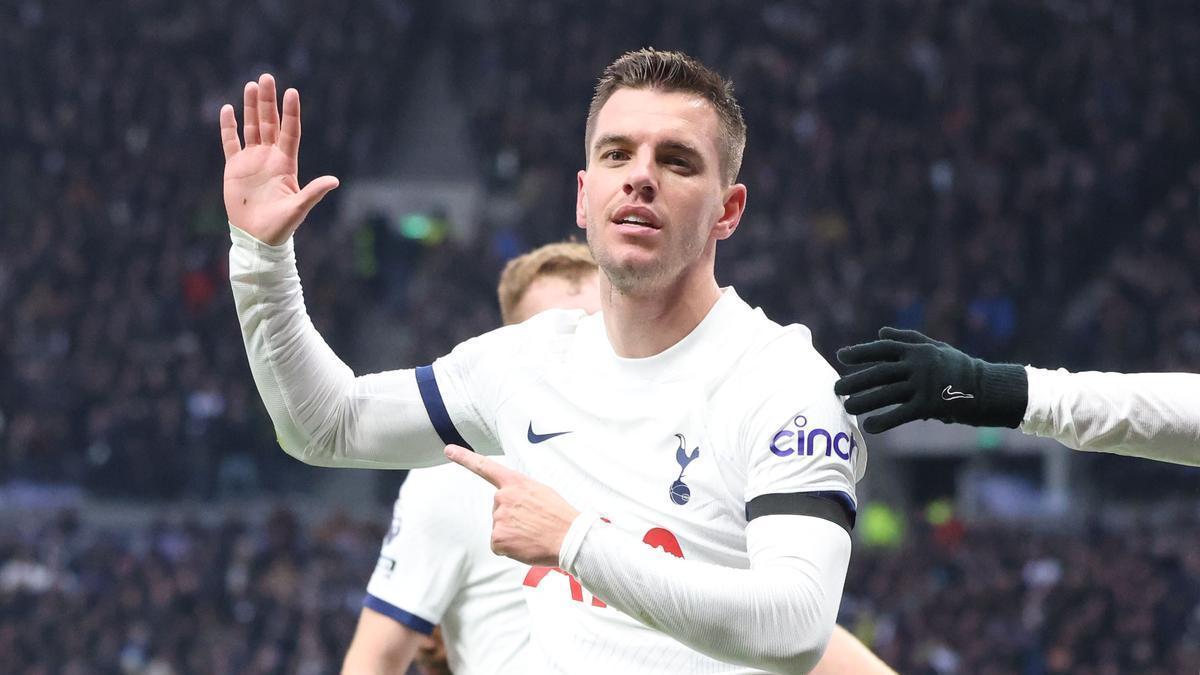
left=295, top=175, right=340, bottom=218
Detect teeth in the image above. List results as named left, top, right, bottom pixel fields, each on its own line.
left=621, top=216, right=651, bottom=225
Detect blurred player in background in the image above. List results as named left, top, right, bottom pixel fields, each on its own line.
left=341, top=243, right=601, bottom=675
left=224, top=49, right=866, bottom=673
left=834, top=327, right=1200, bottom=466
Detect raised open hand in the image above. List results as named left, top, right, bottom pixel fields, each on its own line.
left=220, top=73, right=339, bottom=245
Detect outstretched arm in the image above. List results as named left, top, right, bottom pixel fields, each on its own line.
left=1021, top=367, right=1200, bottom=466
left=834, top=328, right=1200, bottom=466
left=223, top=75, right=449, bottom=468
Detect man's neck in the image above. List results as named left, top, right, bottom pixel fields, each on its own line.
left=599, top=266, right=723, bottom=359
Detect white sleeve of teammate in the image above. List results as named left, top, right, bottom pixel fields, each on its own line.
left=228, top=225, right=505, bottom=468
left=364, top=469, right=471, bottom=632
left=562, top=330, right=861, bottom=673
left=560, top=514, right=849, bottom=675
left=1021, top=367, right=1200, bottom=466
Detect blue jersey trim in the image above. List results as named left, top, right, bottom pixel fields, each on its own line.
left=415, top=365, right=472, bottom=451
left=363, top=593, right=436, bottom=635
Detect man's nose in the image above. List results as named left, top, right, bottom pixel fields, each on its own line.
left=623, top=152, right=657, bottom=200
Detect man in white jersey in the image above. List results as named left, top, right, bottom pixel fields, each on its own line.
left=221, top=50, right=867, bottom=673
left=834, top=327, right=1200, bottom=466
left=341, top=242, right=894, bottom=675
left=341, top=243, right=602, bottom=675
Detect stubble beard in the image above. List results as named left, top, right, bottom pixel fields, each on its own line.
left=585, top=220, right=707, bottom=298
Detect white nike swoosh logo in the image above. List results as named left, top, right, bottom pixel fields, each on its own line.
left=941, top=385, right=975, bottom=401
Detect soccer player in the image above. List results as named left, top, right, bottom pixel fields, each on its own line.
left=834, top=327, right=1200, bottom=466
left=223, top=50, right=866, bottom=673
left=341, top=243, right=601, bottom=675
left=339, top=242, right=896, bottom=675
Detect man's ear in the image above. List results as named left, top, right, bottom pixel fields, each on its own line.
left=576, top=170, right=588, bottom=230
left=713, top=183, right=747, bottom=240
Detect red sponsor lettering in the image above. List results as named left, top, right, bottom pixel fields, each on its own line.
left=524, top=524, right=685, bottom=606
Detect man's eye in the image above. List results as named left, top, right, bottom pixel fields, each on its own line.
left=604, top=150, right=629, bottom=161
left=664, top=157, right=695, bottom=172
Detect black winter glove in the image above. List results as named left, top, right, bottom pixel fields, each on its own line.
left=834, top=327, right=1029, bottom=434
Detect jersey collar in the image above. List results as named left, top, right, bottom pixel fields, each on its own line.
left=583, top=287, right=751, bottom=381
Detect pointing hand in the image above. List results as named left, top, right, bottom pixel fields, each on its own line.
left=444, top=445, right=581, bottom=567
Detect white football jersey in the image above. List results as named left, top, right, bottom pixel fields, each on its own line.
left=419, top=289, right=867, bottom=674
left=228, top=228, right=862, bottom=673
left=364, top=463, right=529, bottom=675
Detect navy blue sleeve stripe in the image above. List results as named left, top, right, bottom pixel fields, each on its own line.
left=363, top=593, right=436, bottom=635
left=745, top=491, right=856, bottom=534
left=415, top=365, right=472, bottom=451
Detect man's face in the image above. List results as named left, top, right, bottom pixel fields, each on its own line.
left=509, top=272, right=601, bottom=324
left=577, top=88, right=745, bottom=293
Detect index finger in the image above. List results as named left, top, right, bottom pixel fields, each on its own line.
left=836, top=339, right=908, bottom=366
left=878, top=327, right=940, bottom=346
left=834, top=362, right=908, bottom=397
left=444, top=445, right=521, bottom=488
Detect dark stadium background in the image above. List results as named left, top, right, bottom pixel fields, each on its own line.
left=2, top=1, right=1198, bottom=673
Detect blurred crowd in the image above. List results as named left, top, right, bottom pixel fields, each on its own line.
left=843, top=510, right=1200, bottom=675
left=3, top=507, right=1195, bottom=674
left=0, top=508, right=380, bottom=674
left=0, top=0, right=431, bottom=496
left=3, top=0, right=1199, bottom=496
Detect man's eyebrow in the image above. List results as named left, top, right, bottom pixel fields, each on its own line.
left=657, top=140, right=702, bottom=158
left=594, top=136, right=702, bottom=155
left=593, top=134, right=634, bottom=153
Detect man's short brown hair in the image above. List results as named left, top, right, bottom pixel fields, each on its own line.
left=585, top=48, right=747, bottom=185
left=497, top=242, right=598, bottom=325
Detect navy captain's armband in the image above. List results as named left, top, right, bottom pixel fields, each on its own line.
left=745, top=491, right=856, bottom=534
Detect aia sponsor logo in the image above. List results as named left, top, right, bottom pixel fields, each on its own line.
left=524, top=525, right=684, bottom=608
left=770, top=414, right=856, bottom=461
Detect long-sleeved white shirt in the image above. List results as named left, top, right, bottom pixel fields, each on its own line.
left=229, top=225, right=866, bottom=673
left=1021, top=366, right=1200, bottom=466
